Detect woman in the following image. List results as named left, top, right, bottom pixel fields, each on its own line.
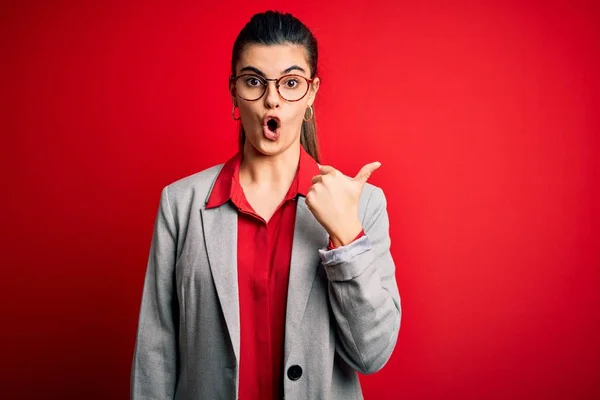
left=131, top=10, right=401, bottom=400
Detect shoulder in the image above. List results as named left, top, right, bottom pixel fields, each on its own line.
left=360, top=182, right=388, bottom=211
left=166, top=164, right=224, bottom=197
left=158, top=163, right=225, bottom=215
left=358, top=183, right=389, bottom=232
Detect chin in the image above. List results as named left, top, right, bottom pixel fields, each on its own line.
left=246, top=132, right=295, bottom=157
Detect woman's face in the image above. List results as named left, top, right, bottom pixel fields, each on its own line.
left=231, top=44, right=320, bottom=157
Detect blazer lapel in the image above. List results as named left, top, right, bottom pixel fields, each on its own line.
left=200, top=204, right=240, bottom=362
left=284, top=197, right=329, bottom=363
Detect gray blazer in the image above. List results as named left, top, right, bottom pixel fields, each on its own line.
left=131, top=163, right=401, bottom=400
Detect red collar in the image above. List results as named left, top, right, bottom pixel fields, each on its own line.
left=206, top=146, right=320, bottom=209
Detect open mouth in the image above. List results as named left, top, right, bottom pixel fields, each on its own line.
left=267, top=118, right=279, bottom=132
left=263, top=116, right=281, bottom=141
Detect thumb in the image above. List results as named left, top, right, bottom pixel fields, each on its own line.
left=354, top=161, right=382, bottom=183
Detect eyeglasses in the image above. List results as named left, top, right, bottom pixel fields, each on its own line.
left=231, top=74, right=314, bottom=102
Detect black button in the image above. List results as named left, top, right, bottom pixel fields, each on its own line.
left=287, top=365, right=303, bottom=381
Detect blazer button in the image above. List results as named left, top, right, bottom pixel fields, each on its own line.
left=287, top=365, right=303, bottom=381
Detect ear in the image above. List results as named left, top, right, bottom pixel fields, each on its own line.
left=307, top=77, right=320, bottom=106
left=229, top=77, right=237, bottom=104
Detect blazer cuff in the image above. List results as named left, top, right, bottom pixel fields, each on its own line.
left=319, top=234, right=372, bottom=279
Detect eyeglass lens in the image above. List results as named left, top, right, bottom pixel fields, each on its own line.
left=235, top=75, right=309, bottom=101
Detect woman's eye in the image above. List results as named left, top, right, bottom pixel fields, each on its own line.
left=284, top=79, right=299, bottom=88
left=246, top=77, right=262, bottom=87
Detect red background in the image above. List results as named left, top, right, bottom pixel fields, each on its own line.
left=2, top=1, right=599, bottom=399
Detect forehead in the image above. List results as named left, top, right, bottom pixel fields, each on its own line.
left=236, top=44, right=310, bottom=76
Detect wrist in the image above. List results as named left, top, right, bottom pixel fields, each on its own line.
left=329, top=220, right=363, bottom=248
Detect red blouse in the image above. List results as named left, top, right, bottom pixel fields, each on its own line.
left=206, top=147, right=363, bottom=399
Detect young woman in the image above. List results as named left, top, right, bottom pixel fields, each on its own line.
left=131, top=10, right=401, bottom=400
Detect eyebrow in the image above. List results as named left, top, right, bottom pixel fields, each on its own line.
left=239, top=65, right=307, bottom=77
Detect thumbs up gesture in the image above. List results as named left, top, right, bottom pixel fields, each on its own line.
left=305, top=161, right=382, bottom=248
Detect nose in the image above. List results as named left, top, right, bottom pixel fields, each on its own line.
left=263, top=80, right=280, bottom=109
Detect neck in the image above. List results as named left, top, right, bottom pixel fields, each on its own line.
left=239, top=142, right=301, bottom=190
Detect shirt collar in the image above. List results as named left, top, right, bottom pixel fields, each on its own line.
left=205, top=145, right=320, bottom=209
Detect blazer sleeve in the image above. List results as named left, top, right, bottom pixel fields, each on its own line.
left=318, top=186, right=401, bottom=374
left=131, top=186, right=179, bottom=399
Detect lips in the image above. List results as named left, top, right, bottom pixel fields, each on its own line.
left=263, top=115, right=281, bottom=141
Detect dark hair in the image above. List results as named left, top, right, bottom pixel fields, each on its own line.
left=231, top=10, right=320, bottom=162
